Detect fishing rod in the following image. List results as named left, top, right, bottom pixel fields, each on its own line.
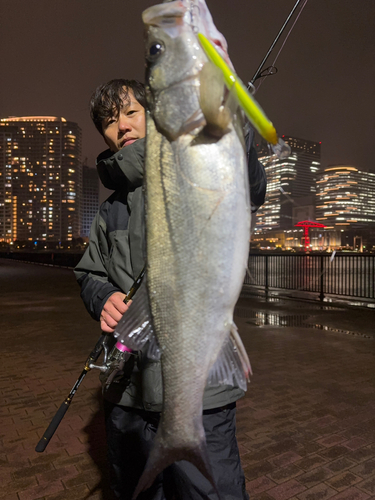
left=35, top=266, right=146, bottom=453
left=249, top=0, right=307, bottom=87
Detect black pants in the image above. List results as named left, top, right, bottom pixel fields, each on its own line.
left=104, top=401, right=249, bottom=500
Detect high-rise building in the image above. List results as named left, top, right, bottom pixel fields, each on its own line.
left=255, top=136, right=321, bottom=232
left=316, top=165, right=375, bottom=228
left=0, top=125, right=17, bottom=241
left=0, top=116, right=82, bottom=242
left=81, top=164, right=99, bottom=237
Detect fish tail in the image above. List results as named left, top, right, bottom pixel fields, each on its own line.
left=132, top=430, right=219, bottom=499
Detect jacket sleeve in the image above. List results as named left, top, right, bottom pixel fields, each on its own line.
left=74, top=211, right=122, bottom=321
left=245, top=124, right=267, bottom=212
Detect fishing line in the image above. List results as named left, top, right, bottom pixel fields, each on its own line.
left=254, top=0, right=309, bottom=93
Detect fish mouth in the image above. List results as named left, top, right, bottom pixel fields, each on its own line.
left=142, top=1, right=186, bottom=27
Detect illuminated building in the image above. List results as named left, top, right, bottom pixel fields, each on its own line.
left=255, top=136, right=321, bottom=232
left=0, top=116, right=82, bottom=242
left=81, top=164, right=99, bottom=238
left=316, top=165, right=375, bottom=229
left=0, top=125, right=18, bottom=241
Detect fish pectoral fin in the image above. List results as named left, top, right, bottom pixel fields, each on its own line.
left=146, top=335, right=161, bottom=361
left=114, top=279, right=161, bottom=360
left=199, top=62, right=235, bottom=135
left=207, top=323, right=252, bottom=392
left=230, top=322, right=252, bottom=379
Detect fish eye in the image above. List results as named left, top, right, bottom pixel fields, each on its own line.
left=148, top=41, right=164, bottom=61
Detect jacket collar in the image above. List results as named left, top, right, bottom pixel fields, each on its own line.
left=96, top=137, right=145, bottom=190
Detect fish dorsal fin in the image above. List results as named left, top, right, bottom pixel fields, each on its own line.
left=207, top=323, right=252, bottom=392
left=114, top=280, right=161, bottom=360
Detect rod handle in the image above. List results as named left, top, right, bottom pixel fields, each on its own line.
left=35, top=400, right=70, bottom=453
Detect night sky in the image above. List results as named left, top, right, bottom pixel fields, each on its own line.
left=1, top=0, right=374, bottom=201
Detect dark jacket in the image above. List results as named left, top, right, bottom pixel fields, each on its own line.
left=245, top=123, right=267, bottom=212
left=75, top=140, right=146, bottom=321
left=74, top=136, right=265, bottom=411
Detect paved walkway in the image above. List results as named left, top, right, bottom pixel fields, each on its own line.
left=0, top=260, right=374, bottom=500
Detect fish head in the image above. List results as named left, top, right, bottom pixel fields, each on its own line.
left=142, top=1, right=207, bottom=140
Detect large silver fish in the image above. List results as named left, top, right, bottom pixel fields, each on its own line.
left=113, top=0, right=252, bottom=496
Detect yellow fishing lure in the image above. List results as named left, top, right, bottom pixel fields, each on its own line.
left=197, top=32, right=279, bottom=146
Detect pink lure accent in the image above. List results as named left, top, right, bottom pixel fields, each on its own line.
left=115, top=342, right=132, bottom=353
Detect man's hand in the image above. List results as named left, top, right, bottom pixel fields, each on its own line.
left=100, top=292, right=130, bottom=333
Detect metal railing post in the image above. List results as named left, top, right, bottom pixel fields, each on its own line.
left=319, top=254, right=324, bottom=302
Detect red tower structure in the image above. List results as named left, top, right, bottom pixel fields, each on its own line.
left=295, top=220, right=326, bottom=251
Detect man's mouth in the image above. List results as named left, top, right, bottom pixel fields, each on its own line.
left=121, top=138, right=137, bottom=147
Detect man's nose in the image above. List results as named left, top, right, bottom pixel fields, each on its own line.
left=118, top=115, right=131, bottom=132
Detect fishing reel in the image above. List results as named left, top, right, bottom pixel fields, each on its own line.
left=89, top=338, right=135, bottom=388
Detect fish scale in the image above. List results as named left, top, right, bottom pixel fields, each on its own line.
left=145, top=115, right=212, bottom=469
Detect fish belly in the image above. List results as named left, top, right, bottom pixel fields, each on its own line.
left=145, top=114, right=250, bottom=436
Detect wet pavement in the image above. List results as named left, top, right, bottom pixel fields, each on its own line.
left=0, top=259, right=374, bottom=500
left=236, top=293, right=375, bottom=339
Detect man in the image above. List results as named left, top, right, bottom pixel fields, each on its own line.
left=75, top=79, right=266, bottom=500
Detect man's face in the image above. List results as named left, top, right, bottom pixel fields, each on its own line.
left=102, top=88, right=146, bottom=152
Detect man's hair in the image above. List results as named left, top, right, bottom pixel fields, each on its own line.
left=90, top=79, right=146, bottom=136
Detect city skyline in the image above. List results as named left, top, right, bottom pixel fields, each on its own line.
left=0, top=0, right=374, bottom=197
left=1, top=119, right=374, bottom=250
left=253, top=134, right=375, bottom=250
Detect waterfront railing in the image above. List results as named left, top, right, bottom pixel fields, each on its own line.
left=1, top=251, right=374, bottom=302
left=245, top=253, right=375, bottom=301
